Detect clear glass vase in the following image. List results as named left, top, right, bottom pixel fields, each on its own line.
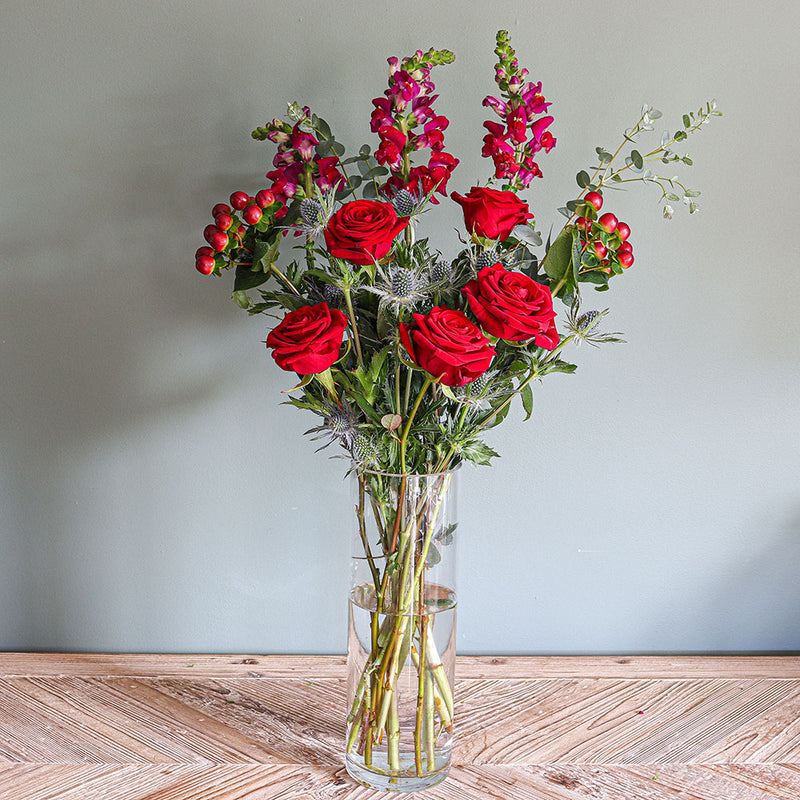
left=345, top=468, right=458, bottom=792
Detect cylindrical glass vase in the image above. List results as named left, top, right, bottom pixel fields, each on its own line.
left=345, top=468, right=458, bottom=793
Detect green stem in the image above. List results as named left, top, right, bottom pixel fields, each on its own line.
left=414, top=569, right=428, bottom=776
left=304, top=235, right=315, bottom=272
left=342, top=286, right=364, bottom=368
left=268, top=263, right=301, bottom=296
left=357, top=477, right=381, bottom=591
left=403, top=368, right=413, bottom=416
left=400, top=376, right=433, bottom=475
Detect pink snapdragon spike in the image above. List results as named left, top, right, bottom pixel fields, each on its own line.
left=479, top=30, right=556, bottom=190
left=369, top=47, right=458, bottom=203
left=260, top=108, right=344, bottom=203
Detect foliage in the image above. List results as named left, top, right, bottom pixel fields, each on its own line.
left=194, top=31, right=720, bottom=476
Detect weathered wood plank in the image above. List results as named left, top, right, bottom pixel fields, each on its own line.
left=0, top=764, right=798, bottom=800
left=0, top=655, right=798, bottom=798
left=0, top=653, right=797, bottom=679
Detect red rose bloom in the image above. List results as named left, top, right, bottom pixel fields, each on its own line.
left=450, top=186, right=533, bottom=241
left=399, top=306, right=496, bottom=387
left=462, top=263, right=559, bottom=349
left=324, top=200, right=409, bottom=265
left=266, top=302, right=347, bottom=374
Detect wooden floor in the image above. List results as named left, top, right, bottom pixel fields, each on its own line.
left=0, top=654, right=798, bottom=799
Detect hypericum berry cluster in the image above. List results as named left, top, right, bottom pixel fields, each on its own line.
left=253, top=105, right=345, bottom=205
left=194, top=188, right=278, bottom=275
left=371, top=48, right=460, bottom=203
left=480, top=30, right=556, bottom=189
left=575, top=191, right=634, bottom=276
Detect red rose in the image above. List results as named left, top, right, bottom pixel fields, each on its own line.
left=266, top=302, right=347, bottom=374
left=462, top=263, right=559, bottom=349
left=399, top=306, right=496, bottom=387
left=450, top=186, right=533, bottom=241
left=324, top=200, right=409, bottom=265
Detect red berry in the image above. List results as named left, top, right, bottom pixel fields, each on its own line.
left=618, top=241, right=633, bottom=254
left=242, top=204, right=263, bottom=225
left=598, top=213, right=618, bottom=233
left=203, top=224, right=220, bottom=245
left=214, top=212, right=233, bottom=231
left=195, top=255, right=215, bottom=274
left=616, top=221, right=631, bottom=241
left=594, top=242, right=608, bottom=259
left=255, top=189, right=275, bottom=208
left=230, top=191, right=249, bottom=211
left=205, top=226, right=228, bottom=251
left=212, top=203, right=231, bottom=217
left=584, top=191, right=603, bottom=211
left=618, top=251, right=635, bottom=269
left=195, top=246, right=214, bottom=258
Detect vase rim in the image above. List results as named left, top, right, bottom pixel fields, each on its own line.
left=354, top=464, right=461, bottom=479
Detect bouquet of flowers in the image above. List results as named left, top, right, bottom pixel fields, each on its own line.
left=194, top=30, right=719, bottom=791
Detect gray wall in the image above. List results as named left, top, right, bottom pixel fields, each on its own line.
left=1, top=0, right=798, bottom=654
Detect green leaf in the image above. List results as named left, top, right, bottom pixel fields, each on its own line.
left=331, top=141, right=345, bottom=157
left=630, top=150, right=644, bottom=169
left=362, top=181, right=378, bottom=199
left=461, top=439, right=500, bottom=466
left=682, top=114, right=691, bottom=129
left=665, top=192, right=681, bottom=202
left=682, top=156, right=693, bottom=166
left=231, top=290, right=251, bottom=309
left=233, top=263, right=270, bottom=292
left=438, top=383, right=460, bottom=402
left=541, top=226, right=575, bottom=287
left=281, top=373, right=315, bottom=394
left=543, top=359, right=577, bottom=374
left=253, top=237, right=281, bottom=273
left=349, top=391, right=382, bottom=423
left=488, top=400, right=511, bottom=428
left=424, top=543, right=441, bottom=567
left=315, top=116, right=332, bottom=139
left=520, top=383, right=534, bottom=421
left=596, top=147, right=613, bottom=163
left=571, top=227, right=582, bottom=280
left=674, top=130, right=687, bottom=142
left=369, top=346, right=390, bottom=383
left=576, top=170, right=591, bottom=188
left=272, top=292, right=307, bottom=311
left=578, top=270, right=609, bottom=286
left=381, top=413, right=402, bottom=431
left=684, top=189, right=701, bottom=197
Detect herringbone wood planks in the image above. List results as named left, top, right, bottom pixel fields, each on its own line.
left=0, top=654, right=797, bottom=799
